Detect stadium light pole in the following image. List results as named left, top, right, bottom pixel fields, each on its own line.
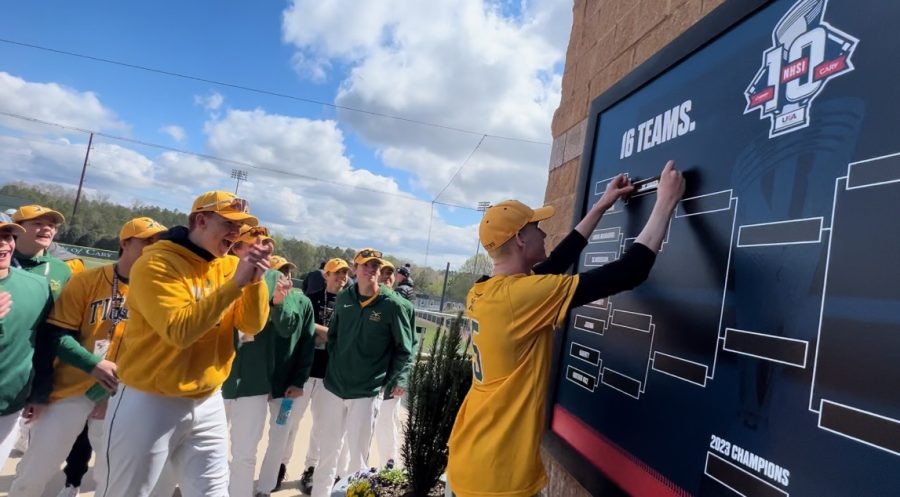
left=472, top=201, right=491, bottom=275
left=231, top=168, right=248, bottom=195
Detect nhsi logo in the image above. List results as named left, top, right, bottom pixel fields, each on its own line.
left=744, top=0, right=858, bottom=138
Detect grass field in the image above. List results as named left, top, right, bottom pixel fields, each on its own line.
left=82, top=257, right=112, bottom=269
left=415, top=316, right=471, bottom=356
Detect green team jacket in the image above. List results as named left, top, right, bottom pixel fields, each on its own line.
left=0, top=268, right=53, bottom=415
left=13, top=250, right=71, bottom=300
left=222, top=270, right=316, bottom=400
left=324, top=283, right=415, bottom=399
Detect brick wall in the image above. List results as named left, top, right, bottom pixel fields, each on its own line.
left=540, top=0, right=726, bottom=495
left=543, top=0, right=725, bottom=248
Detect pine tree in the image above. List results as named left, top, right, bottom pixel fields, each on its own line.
left=402, top=312, right=472, bottom=496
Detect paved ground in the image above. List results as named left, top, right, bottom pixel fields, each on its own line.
left=1, top=404, right=401, bottom=497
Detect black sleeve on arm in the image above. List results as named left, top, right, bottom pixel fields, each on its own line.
left=309, top=293, right=323, bottom=325
left=533, top=230, right=589, bottom=275
left=29, top=321, right=65, bottom=404
left=570, top=243, right=657, bottom=309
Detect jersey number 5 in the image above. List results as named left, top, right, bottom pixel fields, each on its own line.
left=472, top=343, right=484, bottom=383
left=470, top=319, right=483, bottom=382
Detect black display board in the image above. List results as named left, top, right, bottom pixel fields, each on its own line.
left=545, top=1, right=900, bottom=495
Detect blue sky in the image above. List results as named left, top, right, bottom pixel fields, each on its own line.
left=0, top=0, right=572, bottom=267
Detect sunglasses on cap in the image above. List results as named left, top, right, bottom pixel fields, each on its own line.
left=246, top=226, right=270, bottom=237
left=197, top=197, right=249, bottom=213
left=357, top=249, right=383, bottom=259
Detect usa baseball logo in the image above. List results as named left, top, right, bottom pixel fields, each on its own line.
left=744, top=0, right=858, bottom=138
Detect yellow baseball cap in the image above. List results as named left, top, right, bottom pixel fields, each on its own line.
left=353, top=248, right=383, bottom=266
left=324, top=258, right=350, bottom=273
left=11, top=205, right=65, bottom=225
left=323, top=257, right=350, bottom=273
left=119, top=217, right=167, bottom=241
left=238, top=225, right=273, bottom=245
left=191, top=191, right=258, bottom=226
left=269, top=255, right=297, bottom=271
left=479, top=200, right=555, bottom=251
left=381, top=260, right=395, bottom=271
left=0, top=222, right=25, bottom=236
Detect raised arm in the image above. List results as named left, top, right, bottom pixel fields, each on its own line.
left=534, top=174, right=634, bottom=275
left=570, top=161, right=684, bottom=307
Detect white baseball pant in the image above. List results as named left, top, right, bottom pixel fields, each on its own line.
left=99, top=385, right=229, bottom=497
left=0, top=410, right=21, bottom=471
left=257, top=392, right=310, bottom=493
left=224, top=394, right=268, bottom=497
left=298, top=377, right=326, bottom=469
left=13, top=416, right=29, bottom=453
left=8, top=396, right=104, bottom=496
left=310, top=388, right=379, bottom=497
left=149, top=464, right=179, bottom=497
left=374, top=396, right=401, bottom=466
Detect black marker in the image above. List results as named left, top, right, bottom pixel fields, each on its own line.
left=632, top=175, right=661, bottom=195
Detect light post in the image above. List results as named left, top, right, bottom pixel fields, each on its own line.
left=473, top=201, right=491, bottom=274
left=231, top=169, right=248, bottom=194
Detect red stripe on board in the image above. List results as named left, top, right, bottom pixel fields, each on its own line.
left=551, top=405, right=692, bottom=497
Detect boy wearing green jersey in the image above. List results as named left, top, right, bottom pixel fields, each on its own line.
left=223, top=229, right=316, bottom=497
left=0, top=221, right=54, bottom=469
left=10, top=205, right=72, bottom=299
left=310, top=248, right=415, bottom=497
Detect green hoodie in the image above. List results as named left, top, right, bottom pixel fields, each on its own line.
left=222, top=270, right=316, bottom=400
left=324, top=283, right=415, bottom=399
left=13, top=250, right=71, bottom=300
left=0, top=268, right=53, bottom=415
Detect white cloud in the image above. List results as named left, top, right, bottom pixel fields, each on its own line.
left=154, top=152, right=229, bottom=196
left=0, top=71, right=127, bottom=134
left=0, top=135, right=165, bottom=207
left=281, top=0, right=571, bottom=207
left=159, top=125, right=186, bottom=143
left=201, top=108, right=479, bottom=266
left=194, top=91, right=224, bottom=112
left=0, top=71, right=483, bottom=267
left=290, top=52, right=330, bottom=83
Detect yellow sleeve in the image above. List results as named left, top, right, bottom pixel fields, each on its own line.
left=45, top=270, right=91, bottom=331
left=509, top=274, right=580, bottom=339
left=130, top=255, right=244, bottom=348
left=233, top=279, right=270, bottom=336
left=65, top=258, right=85, bottom=275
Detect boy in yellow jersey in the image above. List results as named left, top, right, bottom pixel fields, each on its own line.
left=447, top=161, right=685, bottom=497
left=8, top=217, right=167, bottom=497
left=100, top=191, right=272, bottom=497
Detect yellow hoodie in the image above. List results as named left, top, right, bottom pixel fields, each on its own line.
left=116, top=232, right=269, bottom=398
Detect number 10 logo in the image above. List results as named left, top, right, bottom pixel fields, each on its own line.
left=744, top=0, right=858, bottom=138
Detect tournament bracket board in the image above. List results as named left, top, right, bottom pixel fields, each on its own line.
left=544, top=0, right=900, bottom=496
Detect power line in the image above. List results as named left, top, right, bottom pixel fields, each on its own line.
left=0, top=110, right=481, bottom=211
left=433, top=134, right=486, bottom=203
left=0, top=37, right=551, bottom=146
